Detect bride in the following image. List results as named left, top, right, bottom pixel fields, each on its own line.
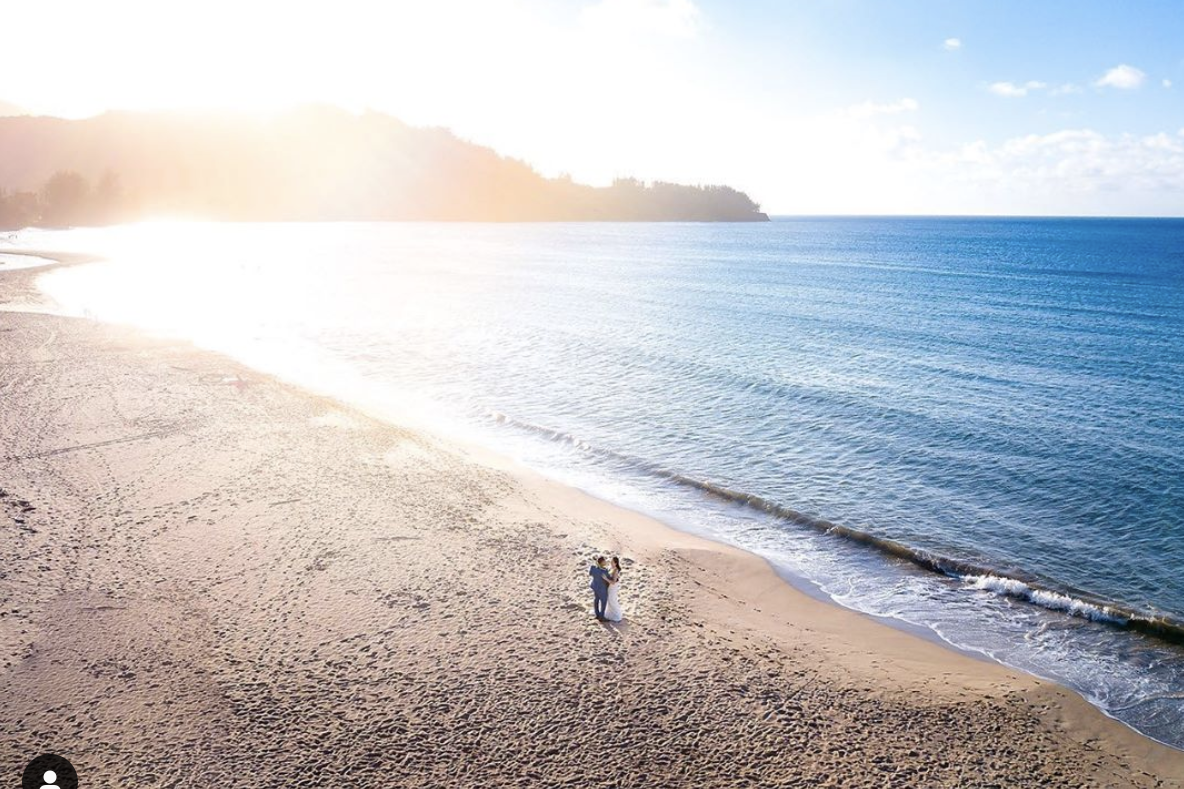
left=605, top=556, right=624, bottom=622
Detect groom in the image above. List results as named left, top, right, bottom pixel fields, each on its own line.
left=588, top=556, right=611, bottom=621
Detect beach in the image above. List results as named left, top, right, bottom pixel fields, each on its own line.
left=2, top=259, right=1183, bottom=788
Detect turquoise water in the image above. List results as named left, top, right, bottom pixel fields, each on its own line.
left=13, top=217, right=1184, bottom=747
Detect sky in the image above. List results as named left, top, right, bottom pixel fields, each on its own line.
left=1, top=0, right=1182, bottom=215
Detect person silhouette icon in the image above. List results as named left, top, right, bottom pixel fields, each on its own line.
left=21, top=754, right=76, bottom=789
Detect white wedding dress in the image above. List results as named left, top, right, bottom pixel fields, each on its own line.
left=605, top=578, right=623, bottom=622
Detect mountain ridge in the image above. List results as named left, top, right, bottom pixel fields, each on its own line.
left=0, top=106, right=768, bottom=226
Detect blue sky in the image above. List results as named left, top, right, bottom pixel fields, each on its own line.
left=3, top=0, right=1182, bottom=215
left=649, top=0, right=1184, bottom=214
left=720, top=0, right=1183, bottom=139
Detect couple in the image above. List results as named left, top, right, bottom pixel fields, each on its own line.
left=588, top=556, right=623, bottom=622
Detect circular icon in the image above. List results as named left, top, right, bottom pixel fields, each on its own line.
left=22, top=754, right=77, bottom=789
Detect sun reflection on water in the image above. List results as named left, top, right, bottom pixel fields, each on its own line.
left=35, top=221, right=472, bottom=433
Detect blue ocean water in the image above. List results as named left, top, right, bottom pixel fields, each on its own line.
left=12, top=217, right=1184, bottom=747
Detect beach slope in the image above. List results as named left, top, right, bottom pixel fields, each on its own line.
left=1, top=264, right=1181, bottom=788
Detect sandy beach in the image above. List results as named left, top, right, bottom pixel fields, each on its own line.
left=2, top=259, right=1183, bottom=788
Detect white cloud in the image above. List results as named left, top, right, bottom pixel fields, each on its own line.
left=989, top=80, right=1046, bottom=98
left=943, top=38, right=962, bottom=51
left=846, top=97, right=919, bottom=119
left=990, top=65, right=1149, bottom=100
left=917, top=129, right=1184, bottom=204
left=580, top=0, right=702, bottom=39
left=1164, top=79, right=1173, bottom=89
left=726, top=97, right=1184, bottom=214
left=1095, top=64, right=1146, bottom=90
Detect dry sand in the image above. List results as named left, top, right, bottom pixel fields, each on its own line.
left=2, top=260, right=1183, bottom=788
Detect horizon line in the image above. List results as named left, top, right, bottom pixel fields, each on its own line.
left=768, top=213, right=1184, bottom=221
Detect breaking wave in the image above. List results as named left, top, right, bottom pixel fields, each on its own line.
left=489, top=409, right=1184, bottom=646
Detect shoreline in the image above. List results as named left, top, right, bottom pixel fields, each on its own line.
left=2, top=256, right=1183, bottom=786
left=484, top=408, right=1184, bottom=652
left=414, top=402, right=1184, bottom=755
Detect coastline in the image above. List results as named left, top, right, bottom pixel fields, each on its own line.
left=2, top=257, right=1182, bottom=787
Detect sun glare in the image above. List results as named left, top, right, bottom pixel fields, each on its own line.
left=6, top=2, right=538, bottom=119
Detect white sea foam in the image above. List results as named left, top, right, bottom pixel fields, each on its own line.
left=964, top=574, right=1127, bottom=626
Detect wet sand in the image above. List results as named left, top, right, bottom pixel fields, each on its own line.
left=2, top=260, right=1182, bottom=788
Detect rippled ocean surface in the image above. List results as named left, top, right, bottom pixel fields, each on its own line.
left=12, top=217, right=1184, bottom=747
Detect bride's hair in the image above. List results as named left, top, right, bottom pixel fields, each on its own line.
left=612, top=556, right=621, bottom=570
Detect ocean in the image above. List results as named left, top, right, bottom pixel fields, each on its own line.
left=9, top=217, right=1184, bottom=748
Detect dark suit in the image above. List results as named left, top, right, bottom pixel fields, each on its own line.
left=589, top=565, right=611, bottom=619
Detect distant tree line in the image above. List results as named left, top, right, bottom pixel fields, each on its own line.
left=0, top=108, right=769, bottom=227
left=0, top=170, right=135, bottom=229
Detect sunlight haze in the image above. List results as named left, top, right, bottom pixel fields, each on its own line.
left=3, top=0, right=1182, bottom=215
left=5, top=2, right=1184, bottom=783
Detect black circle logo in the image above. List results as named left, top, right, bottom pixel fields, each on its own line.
left=22, top=754, right=77, bottom=789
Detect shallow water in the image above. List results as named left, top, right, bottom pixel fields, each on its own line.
left=12, top=217, right=1184, bottom=747
left=0, top=252, right=57, bottom=270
